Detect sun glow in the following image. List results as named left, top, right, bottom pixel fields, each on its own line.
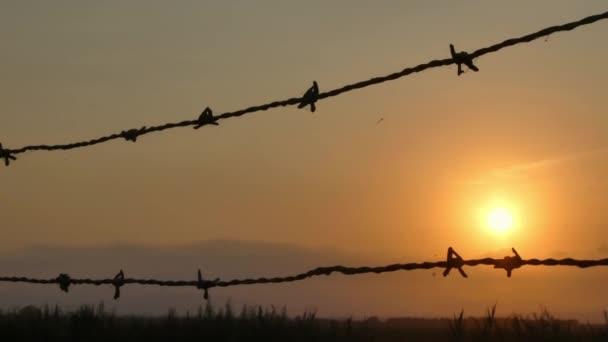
left=479, top=199, right=518, bottom=236
left=487, top=207, right=513, bottom=233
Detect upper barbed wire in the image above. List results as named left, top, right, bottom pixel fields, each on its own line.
left=2, top=11, right=608, bottom=165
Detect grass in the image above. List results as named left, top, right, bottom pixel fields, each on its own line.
left=0, top=303, right=607, bottom=341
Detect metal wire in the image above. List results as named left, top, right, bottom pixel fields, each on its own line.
left=1, top=247, right=606, bottom=300
left=2, top=10, right=607, bottom=165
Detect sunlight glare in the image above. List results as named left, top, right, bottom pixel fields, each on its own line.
left=487, top=207, right=513, bottom=233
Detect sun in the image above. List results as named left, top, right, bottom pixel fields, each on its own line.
left=487, top=207, right=513, bottom=233
left=475, top=197, right=521, bottom=242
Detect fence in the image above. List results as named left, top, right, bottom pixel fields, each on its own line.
left=2, top=10, right=608, bottom=306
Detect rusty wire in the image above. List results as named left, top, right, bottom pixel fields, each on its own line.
left=2, top=10, right=608, bottom=165
left=0, top=248, right=606, bottom=300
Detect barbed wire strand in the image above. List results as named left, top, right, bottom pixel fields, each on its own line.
left=1, top=248, right=607, bottom=299
left=2, top=10, right=608, bottom=165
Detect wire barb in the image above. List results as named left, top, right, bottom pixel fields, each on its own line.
left=443, top=247, right=468, bottom=278
left=196, top=269, right=219, bottom=300
left=450, top=44, right=479, bottom=76
left=112, top=270, right=125, bottom=299
left=494, top=248, right=524, bottom=277
left=0, top=143, right=17, bottom=166
left=297, top=81, right=319, bottom=112
left=194, top=107, right=219, bottom=129
left=57, top=273, right=71, bottom=293
left=121, top=127, right=147, bottom=142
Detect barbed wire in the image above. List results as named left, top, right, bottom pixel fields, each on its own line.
left=1, top=248, right=607, bottom=300
left=2, top=10, right=607, bottom=166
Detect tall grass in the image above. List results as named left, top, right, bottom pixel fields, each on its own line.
left=0, top=303, right=606, bottom=341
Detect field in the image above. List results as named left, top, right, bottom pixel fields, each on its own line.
left=2, top=303, right=607, bottom=341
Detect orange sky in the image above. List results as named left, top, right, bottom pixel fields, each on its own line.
left=1, top=1, right=608, bottom=319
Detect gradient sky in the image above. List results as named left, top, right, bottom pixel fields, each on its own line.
left=1, top=1, right=608, bottom=319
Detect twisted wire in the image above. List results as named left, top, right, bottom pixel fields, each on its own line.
left=2, top=10, right=607, bottom=163
left=1, top=248, right=606, bottom=299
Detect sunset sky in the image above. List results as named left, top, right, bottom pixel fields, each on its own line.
left=1, top=1, right=608, bottom=321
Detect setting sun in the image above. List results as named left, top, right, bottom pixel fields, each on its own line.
left=487, top=207, right=514, bottom=233
left=478, top=198, right=519, bottom=237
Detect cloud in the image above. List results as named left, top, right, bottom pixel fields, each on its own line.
left=463, top=147, right=607, bottom=186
